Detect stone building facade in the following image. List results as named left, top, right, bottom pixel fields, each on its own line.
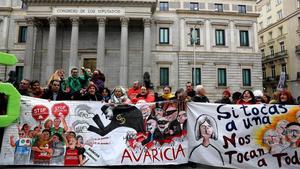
left=0, top=0, right=262, bottom=101
left=257, top=0, right=300, bottom=97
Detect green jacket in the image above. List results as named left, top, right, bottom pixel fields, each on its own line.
left=66, top=71, right=89, bottom=94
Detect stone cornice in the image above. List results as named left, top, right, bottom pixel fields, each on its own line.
left=22, top=0, right=157, bottom=6
left=0, top=7, right=13, bottom=12
left=176, top=10, right=260, bottom=18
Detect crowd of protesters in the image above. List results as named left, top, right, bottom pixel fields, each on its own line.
left=0, top=66, right=300, bottom=166
left=1, top=66, right=300, bottom=105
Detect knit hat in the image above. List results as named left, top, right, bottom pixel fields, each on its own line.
left=87, top=82, right=98, bottom=91
left=223, top=90, right=231, bottom=97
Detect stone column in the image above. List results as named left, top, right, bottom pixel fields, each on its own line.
left=253, top=21, right=258, bottom=52
left=179, top=18, right=185, bottom=51
left=2, top=16, right=10, bottom=51
left=69, top=17, right=79, bottom=74
left=23, top=17, right=35, bottom=80
left=205, top=19, right=211, bottom=51
left=46, top=16, right=57, bottom=79
left=96, top=17, right=106, bottom=70
left=120, top=17, right=129, bottom=87
left=229, top=20, right=236, bottom=52
left=143, top=18, right=152, bottom=75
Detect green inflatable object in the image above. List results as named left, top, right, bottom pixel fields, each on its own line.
left=0, top=52, right=20, bottom=127
left=0, top=52, right=18, bottom=66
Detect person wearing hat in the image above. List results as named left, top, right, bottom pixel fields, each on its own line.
left=215, top=89, right=232, bottom=104
left=76, top=82, right=102, bottom=101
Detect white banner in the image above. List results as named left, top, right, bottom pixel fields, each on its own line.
left=53, top=7, right=125, bottom=16
left=0, top=96, right=188, bottom=166
left=187, top=103, right=300, bottom=168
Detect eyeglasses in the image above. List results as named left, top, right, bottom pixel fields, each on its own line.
left=287, top=129, right=300, bottom=134
left=19, top=133, right=25, bottom=136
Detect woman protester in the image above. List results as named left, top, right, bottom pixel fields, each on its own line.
left=236, top=90, right=256, bottom=104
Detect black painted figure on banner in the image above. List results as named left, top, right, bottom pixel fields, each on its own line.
left=281, top=122, right=300, bottom=152
left=189, top=114, right=224, bottom=166
left=142, top=116, right=163, bottom=145
left=88, top=104, right=145, bottom=136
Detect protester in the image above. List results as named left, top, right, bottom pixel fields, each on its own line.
left=127, top=81, right=140, bottom=100
left=101, top=87, right=111, bottom=103
left=110, top=86, right=131, bottom=104
left=156, top=86, right=175, bottom=102
left=131, top=86, right=155, bottom=104
left=43, top=80, right=69, bottom=101
left=47, top=69, right=66, bottom=92
left=236, top=90, right=256, bottom=104
left=231, top=92, right=242, bottom=104
left=6, top=70, right=18, bottom=87
left=90, top=69, right=105, bottom=94
left=29, top=80, right=44, bottom=98
left=278, top=90, right=296, bottom=105
left=175, top=88, right=188, bottom=111
left=18, top=79, right=30, bottom=96
left=262, top=93, right=271, bottom=104
left=66, top=67, right=89, bottom=95
left=191, top=85, right=209, bottom=103
left=76, top=83, right=102, bottom=101
left=185, top=81, right=196, bottom=99
left=253, top=90, right=264, bottom=104
left=269, top=91, right=280, bottom=104
left=215, top=89, right=232, bottom=104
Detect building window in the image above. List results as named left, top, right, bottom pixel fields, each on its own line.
left=263, top=68, right=266, bottom=79
left=159, top=2, right=169, bottom=11
left=215, top=3, right=223, bottom=12
left=276, top=0, right=282, bottom=5
left=260, top=36, right=264, bottom=43
left=259, top=22, right=263, bottom=30
left=215, top=29, right=225, bottom=46
left=242, top=69, right=251, bottom=86
left=190, top=2, right=199, bottom=10
left=277, top=10, right=283, bottom=20
left=192, top=68, right=201, bottom=85
left=280, top=41, right=285, bottom=51
left=278, top=27, right=283, bottom=36
left=21, top=2, right=27, bottom=9
left=160, top=67, right=169, bottom=86
left=298, top=0, right=300, bottom=8
left=267, top=16, right=272, bottom=26
left=190, top=28, right=200, bottom=45
left=18, top=26, right=27, bottom=43
left=159, top=28, right=169, bottom=44
left=270, top=46, right=274, bottom=56
left=261, top=49, right=265, bottom=57
left=266, top=3, right=271, bottom=12
left=217, top=68, right=227, bottom=86
left=240, top=30, right=249, bottom=46
left=16, top=66, right=23, bottom=82
left=238, top=5, right=246, bottom=13
left=271, top=66, right=276, bottom=78
left=281, top=64, right=286, bottom=73
left=268, top=31, right=272, bottom=40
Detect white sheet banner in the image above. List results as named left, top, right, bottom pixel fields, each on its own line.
left=187, top=103, right=300, bottom=169
left=0, top=96, right=188, bottom=166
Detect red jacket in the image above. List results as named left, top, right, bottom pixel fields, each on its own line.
left=127, top=88, right=141, bottom=100
left=131, top=93, right=155, bottom=104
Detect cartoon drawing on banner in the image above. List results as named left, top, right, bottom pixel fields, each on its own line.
left=75, top=104, right=95, bottom=119
left=72, top=120, right=90, bottom=133
left=9, top=130, right=31, bottom=165
left=88, top=104, right=145, bottom=136
left=189, top=114, right=224, bottom=166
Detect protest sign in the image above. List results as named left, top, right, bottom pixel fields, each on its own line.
left=0, top=96, right=188, bottom=166
left=188, top=103, right=300, bottom=168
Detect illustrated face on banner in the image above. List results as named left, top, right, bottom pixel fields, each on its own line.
left=54, top=118, right=61, bottom=127
left=42, top=130, right=51, bottom=140
left=178, top=111, right=187, bottom=124
left=296, top=111, right=300, bottom=123
left=276, top=120, right=288, bottom=136
left=155, top=108, right=164, bottom=118
left=200, top=121, right=213, bottom=139
left=263, top=130, right=280, bottom=146
left=147, top=119, right=157, bottom=133
left=44, top=119, right=53, bottom=129
left=141, top=105, right=151, bottom=119
left=164, top=107, right=178, bottom=122
left=157, top=117, right=169, bottom=133
left=286, top=123, right=300, bottom=144
left=18, top=130, right=26, bottom=139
